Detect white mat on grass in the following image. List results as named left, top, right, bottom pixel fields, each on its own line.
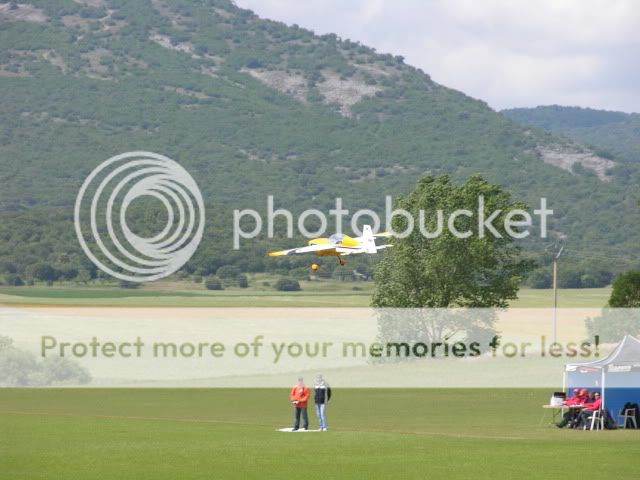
left=277, top=427, right=323, bottom=432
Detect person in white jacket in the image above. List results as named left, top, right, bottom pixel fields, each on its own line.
left=314, top=374, right=332, bottom=431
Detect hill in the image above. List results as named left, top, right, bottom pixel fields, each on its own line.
left=502, top=105, right=640, bottom=163
left=1, top=0, right=639, bottom=284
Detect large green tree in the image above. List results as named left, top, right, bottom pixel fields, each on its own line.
left=608, top=271, right=640, bottom=308
left=373, top=175, right=534, bottom=309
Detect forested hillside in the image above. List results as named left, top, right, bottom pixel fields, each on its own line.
left=503, top=105, right=640, bottom=164
left=1, top=0, right=639, bottom=286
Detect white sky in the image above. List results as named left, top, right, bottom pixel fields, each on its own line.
left=236, top=0, right=640, bottom=113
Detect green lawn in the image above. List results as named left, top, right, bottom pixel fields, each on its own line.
left=0, top=284, right=611, bottom=308
left=0, top=389, right=637, bottom=479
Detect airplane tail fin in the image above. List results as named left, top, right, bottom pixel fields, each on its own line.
left=362, top=225, right=377, bottom=254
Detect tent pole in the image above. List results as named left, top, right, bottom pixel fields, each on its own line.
left=601, top=367, right=606, bottom=409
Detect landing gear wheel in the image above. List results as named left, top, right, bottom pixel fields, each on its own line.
left=338, top=257, right=347, bottom=266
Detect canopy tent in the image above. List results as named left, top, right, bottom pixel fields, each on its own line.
left=565, top=335, right=640, bottom=421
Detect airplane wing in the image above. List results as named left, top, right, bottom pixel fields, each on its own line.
left=373, top=231, right=393, bottom=238
left=334, top=245, right=392, bottom=255
left=334, top=247, right=362, bottom=256
left=268, top=244, right=338, bottom=256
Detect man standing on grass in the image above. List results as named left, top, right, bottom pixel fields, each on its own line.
left=290, top=377, right=310, bottom=431
left=314, top=374, right=332, bottom=431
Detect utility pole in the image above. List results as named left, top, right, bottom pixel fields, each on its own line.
left=552, top=245, right=564, bottom=344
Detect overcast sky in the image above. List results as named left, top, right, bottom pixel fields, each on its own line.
left=236, top=0, right=640, bottom=113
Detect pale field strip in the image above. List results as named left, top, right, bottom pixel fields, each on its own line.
left=1, top=307, right=619, bottom=388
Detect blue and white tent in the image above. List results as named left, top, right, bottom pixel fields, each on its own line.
left=565, top=335, right=640, bottom=419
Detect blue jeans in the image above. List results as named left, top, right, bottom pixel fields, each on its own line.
left=293, top=407, right=308, bottom=430
left=315, top=403, right=328, bottom=430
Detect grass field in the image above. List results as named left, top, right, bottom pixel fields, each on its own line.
left=1, top=389, right=638, bottom=479
left=0, top=283, right=612, bottom=308
left=0, top=283, right=622, bottom=478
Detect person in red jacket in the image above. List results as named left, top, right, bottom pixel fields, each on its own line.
left=577, top=389, right=589, bottom=404
left=567, top=389, right=589, bottom=405
left=558, top=389, right=589, bottom=428
left=578, top=392, right=603, bottom=428
left=290, top=377, right=310, bottom=431
left=584, top=392, right=602, bottom=411
left=564, top=389, right=581, bottom=406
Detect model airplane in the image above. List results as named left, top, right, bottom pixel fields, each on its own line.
left=268, top=225, right=392, bottom=270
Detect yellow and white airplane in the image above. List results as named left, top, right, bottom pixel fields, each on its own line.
left=268, top=225, right=392, bottom=270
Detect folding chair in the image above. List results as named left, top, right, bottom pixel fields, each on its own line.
left=618, top=408, right=638, bottom=429
left=583, top=409, right=604, bottom=430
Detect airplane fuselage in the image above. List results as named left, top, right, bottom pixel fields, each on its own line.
left=308, top=235, right=359, bottom=256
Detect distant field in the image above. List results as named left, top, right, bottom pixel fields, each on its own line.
left=1, top=388, right=637, bottom=479
left=0, top=282, right=610, bottom=308
left=510, top=287, right=611, bottom=308
left=0, top=288, right=371, bottom=308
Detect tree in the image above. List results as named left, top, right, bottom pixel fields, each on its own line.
left=0, top=260, right=17, bottom=273
left=0, top=335, right=13, bottom=352
left=372, top=175, right=533, bottom=347
left=245, top=58, right=263, bottom=68
left=354, top=264, right=373, bottom=280
left=205, top=277, right=224, bottom=290
left=275, top=278, right=301, bottom=291
left=0, top=348, right=39, bottom=386
left=0, top=336, right=91, bottom=386
left=585, top=309, right=640, bottom=342
left=40, top=357, right=91, bottom=385
left=238, top=274, right=249, bottom=288
left=558, top=267, right=583, bottom=288
left=217, top=265, right=241, bottom=286
left=76, top=268, right=92, bottom=284
left=608, top=271, right=640, bottom=307
left=373, top=175, right=534, bottom=309
left=27, top=262, right=57, bottom=282
left=56, top=264, right=79, bottom=281
left=4, top=273, right=24, bottom=286
left=527, top=269, right=552, bottom=289
left=217, top=265, right=241, bottom=280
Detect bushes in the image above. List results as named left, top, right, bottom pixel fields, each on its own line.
left=217, top=265, right=245, bottom=287
left=3, top=274, right=24, bottom=286
left=558, top=267, right=612, bottom=289
left=204, top=277, right=224, bottom=290
left=275, top=278, right=301, bottom=291
left=26, top=262, right=57, bottom=282
left=527, top=266, right=612, bottom=289
left=206, top=273, right=247, bottom=288
left=526, top=269, right=552, bottom=288
left=245, top=58, right=263, bottom=68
